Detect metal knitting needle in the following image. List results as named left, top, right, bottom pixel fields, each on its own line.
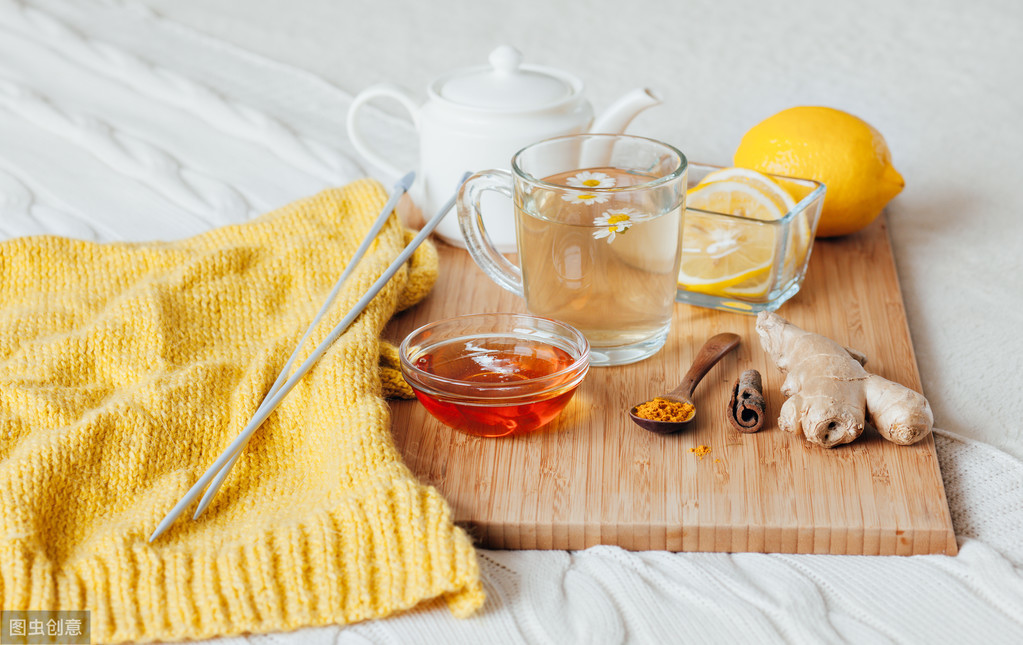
left=190, top=171, right=415, bottom=520
left=149, top=172, right=469, bottom=542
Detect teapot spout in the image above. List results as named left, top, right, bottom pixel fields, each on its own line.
left=589, top=88, right=661, bottom=134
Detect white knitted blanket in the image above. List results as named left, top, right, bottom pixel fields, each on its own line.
left=1, top=1, right=1021, bottom=643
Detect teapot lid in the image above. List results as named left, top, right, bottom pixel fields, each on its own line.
left=436, top=46, right=574, bottom=110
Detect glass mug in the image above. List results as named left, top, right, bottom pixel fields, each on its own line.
left=457, top=134, right=687, bottom=366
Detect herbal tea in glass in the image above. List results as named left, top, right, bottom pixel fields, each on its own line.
left=458, top=135, right=687, bottom=365
left=517, top=166, right=682, bottom=352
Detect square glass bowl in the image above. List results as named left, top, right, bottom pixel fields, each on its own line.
left=675, top=163, right=826, bottom=314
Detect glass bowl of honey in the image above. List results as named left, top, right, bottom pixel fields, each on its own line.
left=399, top=313, right=590, bottom=438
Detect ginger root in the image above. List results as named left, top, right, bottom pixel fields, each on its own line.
left=755, top=311, right=932, bottom=448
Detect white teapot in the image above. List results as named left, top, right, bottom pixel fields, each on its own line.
left=345, top=45, right=660, bottom=250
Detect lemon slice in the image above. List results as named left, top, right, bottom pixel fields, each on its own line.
left=684, top=174, right=814, bottom=296
left=698, top=169, right=812, bottom=261
left=698, top=167, right=797, bottom=213
left=720, top=269, right=775, bottom=297
left=686, top=180, right=785, bottom=222
left=679, top=180, right=788, bottom=298
left=677, top=209, right=777, bottom=298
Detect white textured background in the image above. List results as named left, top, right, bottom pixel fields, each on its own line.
left=1, top=1, right=1021, bottom=643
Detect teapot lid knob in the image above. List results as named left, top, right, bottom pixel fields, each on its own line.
left=489, top=46, right=523, bottom=74
left=435, top=45, right=575, bottom=110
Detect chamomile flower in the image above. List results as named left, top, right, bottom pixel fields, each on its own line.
left=561, top=191, right=611, bottom=205
left=592, top=208, right=649, bottom=243
left=566, top=171, right=616, bottom=189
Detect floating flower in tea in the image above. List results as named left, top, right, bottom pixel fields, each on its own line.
left=561, top=191, right=610, bottom=204
left=592, top=207, right=649, bottom=243
left=566, top=170, right=616, bottom=189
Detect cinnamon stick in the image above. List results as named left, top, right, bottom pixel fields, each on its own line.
left=727, top=369, right=766, bottom=433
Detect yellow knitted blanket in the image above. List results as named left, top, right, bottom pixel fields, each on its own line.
left=0, top=180, right=483, bottom=644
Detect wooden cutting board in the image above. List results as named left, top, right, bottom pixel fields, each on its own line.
left=384, top=217, right=957, bottom=555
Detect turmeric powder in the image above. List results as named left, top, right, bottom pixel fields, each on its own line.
left=689, top=445, right=712, bottom=459
left=634, top=397, right=695, bottom=422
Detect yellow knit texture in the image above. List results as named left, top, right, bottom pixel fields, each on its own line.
left=0, top=179, right=484, bottom=644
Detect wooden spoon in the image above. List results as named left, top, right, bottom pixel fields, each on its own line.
left=628, top=332, right=741, bottom=434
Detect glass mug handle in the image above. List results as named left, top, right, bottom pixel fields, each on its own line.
left=456, top=170, right=524, bottom=296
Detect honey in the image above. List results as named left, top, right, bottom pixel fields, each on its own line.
left=410, top=335, right=582, bottom=437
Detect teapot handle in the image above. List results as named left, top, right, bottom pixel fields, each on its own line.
left=345, top=83, right=420, bottom=180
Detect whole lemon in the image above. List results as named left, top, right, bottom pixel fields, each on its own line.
left=733, top=106, right=904, bottom=237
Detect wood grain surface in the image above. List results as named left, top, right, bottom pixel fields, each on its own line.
left=384, top=217, right=957, bottom=555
